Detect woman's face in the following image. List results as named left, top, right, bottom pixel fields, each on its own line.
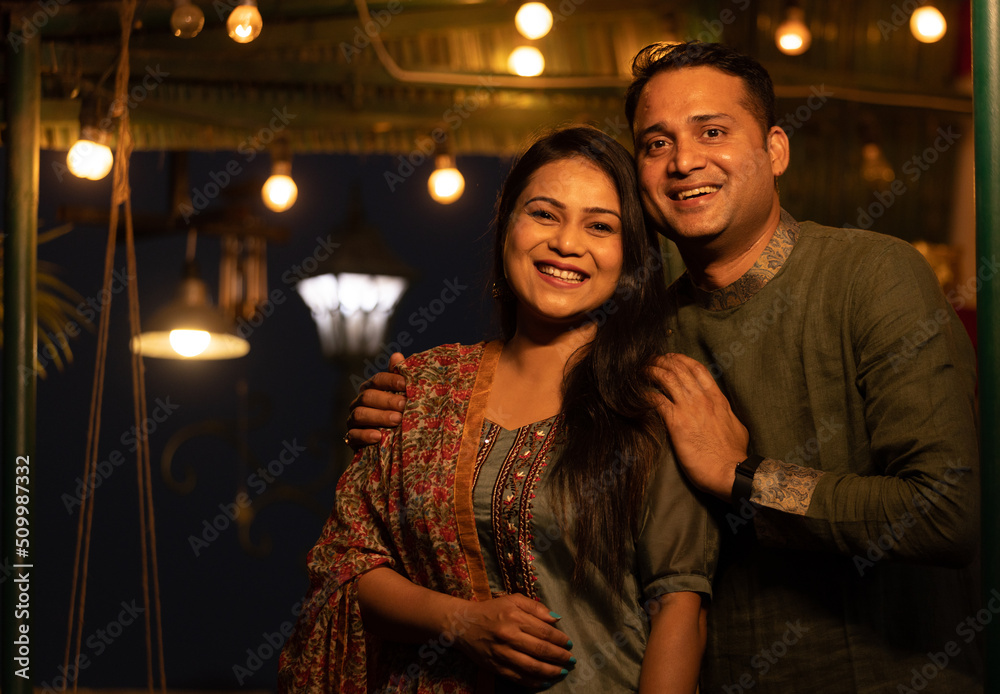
left=503, top=157, right=624, bottom=330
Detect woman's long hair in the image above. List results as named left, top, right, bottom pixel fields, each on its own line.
left=492, top=126, right=670, bottom=594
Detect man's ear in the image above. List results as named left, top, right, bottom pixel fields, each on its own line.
left=766, top=125, right=790, bottom=177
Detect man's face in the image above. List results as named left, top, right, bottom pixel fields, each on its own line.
left=632, top=66, right=788, bottom=252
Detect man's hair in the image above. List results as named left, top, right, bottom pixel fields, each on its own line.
left=624, top=41, right=777, bottom=138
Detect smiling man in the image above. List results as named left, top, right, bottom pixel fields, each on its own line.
left=630, top=42, right=981, bottom=693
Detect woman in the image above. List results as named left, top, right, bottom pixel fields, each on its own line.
left=278, top=127, right=718, bottom=693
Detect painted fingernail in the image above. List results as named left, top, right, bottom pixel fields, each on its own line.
left=566, top=639, right=573, bottom=648
left=549, top=611, right=562, bottom=619
left=569, top=656, right=577, bottom=665
left=560, top=668, right=569, bottom=676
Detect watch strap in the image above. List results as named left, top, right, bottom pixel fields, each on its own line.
left=731, top=454, right=765, bottom=506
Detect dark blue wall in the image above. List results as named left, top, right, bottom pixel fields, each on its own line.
left=21, top=147, right=507, bottom=690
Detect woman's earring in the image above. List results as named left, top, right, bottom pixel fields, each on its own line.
left=491, top=282, right=504, bottom=299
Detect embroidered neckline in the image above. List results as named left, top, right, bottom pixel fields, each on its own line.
left=685, top=209, right=800, bottom=311
left=476, top=414, right=562, bottom=599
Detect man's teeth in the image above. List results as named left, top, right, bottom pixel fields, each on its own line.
left=539, top=265, right=585, bottom=282
left=676, top=185, right=720, bottom=200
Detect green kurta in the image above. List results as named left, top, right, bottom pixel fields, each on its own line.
left=666, top=213, right=981, bottom=692
left=472, top=415, right=718, bottom=692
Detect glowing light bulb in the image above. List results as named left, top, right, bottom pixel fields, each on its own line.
left=67, top=139, right=114, bottom=180
left=261, top=160, right=298, bottom=212
left=911, top=6, right=946, bottom=43
left=515, top=3, right=553, bottom=40
left=227, top=1, right=262, bottom=43
left=171, top=0, right=204, bottom=38
left=508, top=46, right=545, bottom=77
left=262, top=175, right=298, bottom=212
left=775, top=7, right=811, bottom=55
left=428, top=156, right=465, bottom=204
left=169, top=329, right=211, bottom=357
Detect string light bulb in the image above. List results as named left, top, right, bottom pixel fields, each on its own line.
left=507, top=46, right=545, bottom=76
left=227, top=0, right=262, bottom=44
left=515, top=3, right=553, bottom=40
left=262, top=161, right=298, bottom=212
left=910, top=5, right=946, bottom=43
left=170, top=0, right=204, bottom=38
left=428, top=154, right=465, bottom=205
left=262, top=138, right=298, bottom=212
left=68, top=95, right=113, bottom=181
left=68, top=135, right=113, bottom=181
left=775, top=3, right=811, bottom=55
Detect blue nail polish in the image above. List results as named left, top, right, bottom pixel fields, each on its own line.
left=566, top=639, right=574, bottom=648
left=569, top=656, right=577, bottom=665
left=549, top=611, right=562, bottom=619
left=560, top=668, right=569, bottom=676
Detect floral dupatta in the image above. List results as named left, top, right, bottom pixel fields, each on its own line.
left=278, top=342, right=501, bottom=693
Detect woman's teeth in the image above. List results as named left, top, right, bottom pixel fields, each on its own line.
left=538, top=264, right=585, bottom=282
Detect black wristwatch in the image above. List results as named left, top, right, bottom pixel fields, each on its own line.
left=730, top=454, right=765, bottom=506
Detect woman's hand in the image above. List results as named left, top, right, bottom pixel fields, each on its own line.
left=453, top=593, right=574, bottom=688
left=358, top=568, right=573, bottom=688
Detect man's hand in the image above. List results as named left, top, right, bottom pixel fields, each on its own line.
left=649, top=353, right=749, bottom=502
left=346, top=352, right=407, bottom=450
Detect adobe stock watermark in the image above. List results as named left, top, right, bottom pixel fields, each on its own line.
left=776, top=85, right=834, bottom=139
left=52, top=64, right=171, bottom=183
left=384, top=78, right=499, bottom=193
left=233, top=235, right=341, bottom=341
left=349, top=276, right=470, bottom=392
left=340, top=0, right=407, bottom=62
left=877, top=0, right=926, bottom=40
left=61, top=396, right=181, bottom=514
left=187, top=438, right=307, bottom=556
left=7, top=0, right=71, bottom=53
left=705, top=289, right=799, bottom=379
left=179, top=106, right=297, bottom=223
left=846, top=126, right=962, bottom=230
left=37, top=599, right=145, bottom=693
left=232, top=599, right=304, bottom=684
left=895, top=587, right=1000, bottom=693
left=722, top=621, right=809, bottom=693
left=886, top=253, right=998, bottom=373
left=852, top=457, right=971, bottom=576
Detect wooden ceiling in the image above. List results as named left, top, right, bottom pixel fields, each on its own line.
left=1, top=0, right=971, bottom=156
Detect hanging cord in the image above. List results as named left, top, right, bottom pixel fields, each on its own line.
left=64, top=0, right=166, bottom=691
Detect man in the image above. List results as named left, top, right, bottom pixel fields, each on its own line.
left=349, top=42, right=981, bottom=692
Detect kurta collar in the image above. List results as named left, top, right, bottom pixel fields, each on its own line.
left=686, top=208, right=799, bottom=311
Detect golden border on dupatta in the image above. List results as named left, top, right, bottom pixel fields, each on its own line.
left=453, top=340, right=503, bottom=603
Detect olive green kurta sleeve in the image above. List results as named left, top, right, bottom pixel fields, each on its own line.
left=749, top=232, right=979, bottom=565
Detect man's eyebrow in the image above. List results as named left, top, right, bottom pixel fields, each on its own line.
left=691, top=112, right=735, bottom=124
left=635, top=123, right=668, bottom=142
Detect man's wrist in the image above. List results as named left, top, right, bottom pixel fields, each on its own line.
left=730, top=455, right=765, bottom=505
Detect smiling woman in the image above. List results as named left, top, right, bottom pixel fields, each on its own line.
left=279, top=126, right=718, bottom=693
left=501, top=156, right=623, bottom=333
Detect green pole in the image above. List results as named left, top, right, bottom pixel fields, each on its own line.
left=2, top=8, right=39, bottom=694
left=973, top=2, right=1000, bottom=691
